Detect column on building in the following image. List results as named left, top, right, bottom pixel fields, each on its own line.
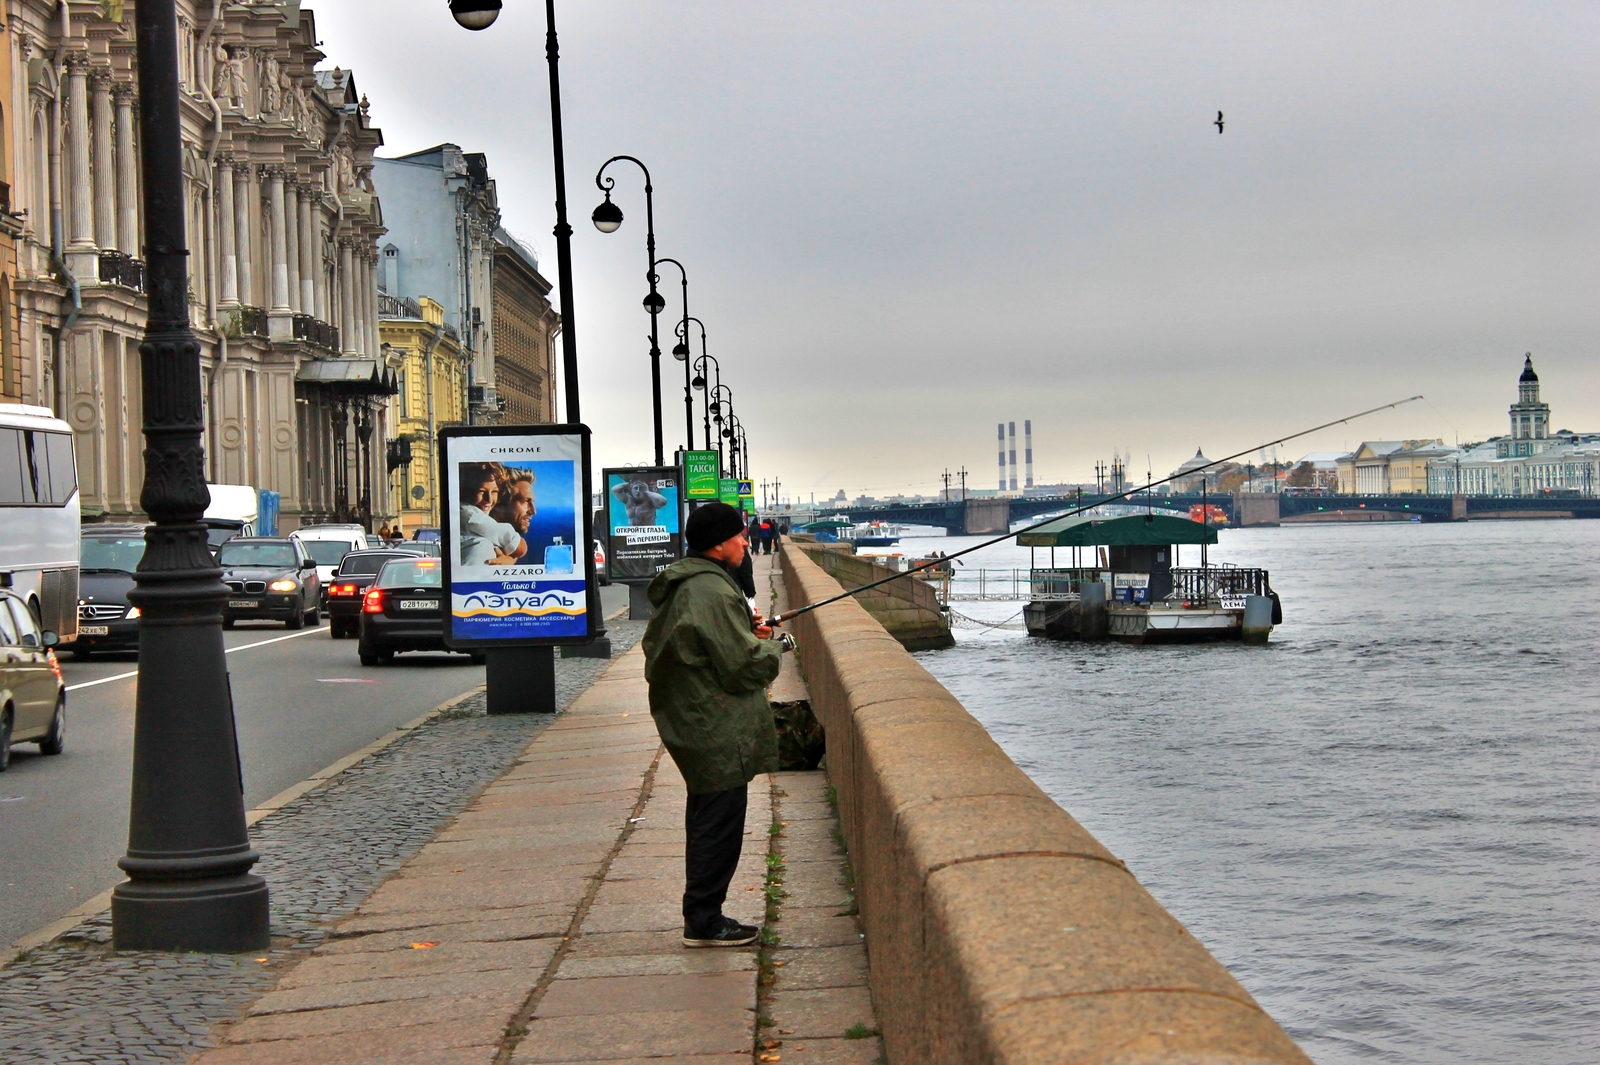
left=352, top=247, right=369, bottom=356
left=339, top=239, right=356, bottom=354
left=113, top=83, right=139, bottom=257
left=362, top=250, right=377, bottom=355
left=297, top=182, right=318, bottom=320
left=89, top=67, right=116, bottom=252
left=65, top=52, right=95, bottom=257
left=216, top=154, right=239, bottom=306
left=284, top=181, right=301, bottom=314
left=233, top=162, right=254, bottom=306
left=266, top=166, right=291, bottom=315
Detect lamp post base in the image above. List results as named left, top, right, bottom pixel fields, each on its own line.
left=111, top=874, right=269, bottom=953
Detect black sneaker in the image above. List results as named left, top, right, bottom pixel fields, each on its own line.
left=682, top=916, right=759, bottom=948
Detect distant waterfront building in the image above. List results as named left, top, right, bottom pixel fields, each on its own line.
left=1425, top=356, right=1600, bottom=496
left=1169, top=449, right=1236, bottom=493
left=1337, top=440, right=1451, bottom=495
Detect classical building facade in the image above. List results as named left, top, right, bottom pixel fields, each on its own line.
left=378, top=293, right=464, bottom=532
left=6, top=1, right=395, bottom=528
left=1425, top=356, right=1600, bottom=496
left=372, top=144, right=499, bottom=422
left=491, top=228, right=558, bottom=424
left=1335, top=440, right=1449, bottom=495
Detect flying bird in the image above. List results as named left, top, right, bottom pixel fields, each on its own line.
left=1215, top=111, right=1224, bottom=134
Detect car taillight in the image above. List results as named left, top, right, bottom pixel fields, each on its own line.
left=363, top=589, right=385, bottom=613
left=332, top=583, right=359, bottom=596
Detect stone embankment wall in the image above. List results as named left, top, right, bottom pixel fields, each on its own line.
left=792, top=542, right=953, bottom=651
left=778, top=540, right=1311, bottom=1065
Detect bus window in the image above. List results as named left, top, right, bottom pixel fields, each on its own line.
left=0, top=427, right=27, bottom=504
left=41, top=431, right=77, bottom=504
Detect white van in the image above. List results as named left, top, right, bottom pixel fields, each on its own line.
left=203, top=483, right=258, bottom=552
left=291, top=524, right=374, bottom=609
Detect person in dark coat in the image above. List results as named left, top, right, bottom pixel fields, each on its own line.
left=643, top=502, right=790, bottom=946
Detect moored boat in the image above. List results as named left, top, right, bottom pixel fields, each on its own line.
left=1017, top=513, right=1281, bottom=644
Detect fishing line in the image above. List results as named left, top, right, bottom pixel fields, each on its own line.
left=769, top=395, right=1424, bottom=625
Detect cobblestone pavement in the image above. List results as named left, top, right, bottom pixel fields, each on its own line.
left=0, top=622, right=645, bottom=1065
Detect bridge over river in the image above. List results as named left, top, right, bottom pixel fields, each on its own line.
left=822, top=491, right=1600, bottom=534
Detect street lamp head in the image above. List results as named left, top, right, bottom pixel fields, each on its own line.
left=722, top=427, right=732, bottom=439
left=591, top=193, right=623, bottom=233
left=448, top=0, right=502, bottom=30
left=642, top=289, right=666, bottom=316
left=692, top=374, right=706, bottom=389
left=671, top=340, right=690, bottom=362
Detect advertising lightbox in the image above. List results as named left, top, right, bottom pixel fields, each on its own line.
left=719, top=477, right=741, bottom=507
left=684, top=450, right=720, bottom=499
left=603, top=466, right=682, bottom=582
left=438, top=424, right=595, bottom=646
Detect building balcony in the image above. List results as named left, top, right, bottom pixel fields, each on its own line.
left=293, top=314, right=340, bottom=351
left=379, top=292, right=424, bottom=320
left=225, top=305, right=269, bottom=338
left=98, top=250, right=146, bottom=291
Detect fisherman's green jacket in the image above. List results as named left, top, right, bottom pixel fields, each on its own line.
left=642, top=556, right=783, bottom=794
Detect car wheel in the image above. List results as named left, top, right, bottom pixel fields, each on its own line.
left=306, top=602, right=321, bottom=627
left=38, top=698, right=65, bottom=756
left=0, top=707, right=12, bottom=772
left=287, top=599, right=305, bottom=630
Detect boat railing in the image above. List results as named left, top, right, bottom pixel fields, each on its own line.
left=1169, top=567, right=1271, bottom=601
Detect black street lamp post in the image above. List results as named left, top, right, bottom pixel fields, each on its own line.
left=114, top=0, right=268, bottom=952
left=654, top=257, right=694, bottom=454
left=593, top=157, right=665, bottom=465
left=709, top=383, right=734, bottom=474
left=686, top=322, right=717, bottom=451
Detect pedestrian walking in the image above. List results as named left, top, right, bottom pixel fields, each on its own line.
left=642, top=502, right=793, bottom=947
left=378, top=521, right=393, bottom=541
left=759, top=519, right=774, bottom=555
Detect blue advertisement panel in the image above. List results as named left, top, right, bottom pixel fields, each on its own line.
left=439, top=425, right=594, bottom=646
left=604, top=466, right=682, bottom=582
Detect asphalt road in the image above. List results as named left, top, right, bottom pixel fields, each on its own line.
left=0, top=584, right=627, bottom=950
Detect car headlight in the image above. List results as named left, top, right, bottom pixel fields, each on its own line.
left=269, top=579, right=298, bottom=592
left=125, top=606, right=141, bottom=620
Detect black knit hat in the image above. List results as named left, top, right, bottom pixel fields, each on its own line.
left=685, top=502, right=746, bottom=551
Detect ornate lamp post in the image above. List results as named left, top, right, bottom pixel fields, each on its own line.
left=724, top=413, right=744, bottom=479
left=593, top=156, right=665, bottom=464
left=114, top=0, right=268, bottom=952
left=685, top=319, right=717, bottom=451
left=653, top=256, right=695, bottom=454
left=709, top=383, right=734, bottom=474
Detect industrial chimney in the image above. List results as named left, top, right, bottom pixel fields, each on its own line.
left=1007, top=422, right=1018, bottom=492
left=997, top=424, right=1006, bottom=490
left=1024, top=420, right=1034, bottom=490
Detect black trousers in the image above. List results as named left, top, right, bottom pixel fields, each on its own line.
left=683, top=784, right=748, bottom=932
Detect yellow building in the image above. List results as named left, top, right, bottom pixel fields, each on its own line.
left=1337, top=440, right=1448, bottom=495
left=379, top=295, right=466, bottom=532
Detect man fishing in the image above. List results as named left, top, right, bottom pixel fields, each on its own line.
left=642, top=502, right=793, bottom=946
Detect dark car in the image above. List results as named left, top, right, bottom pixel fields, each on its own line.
left=326, top=549, right=425, bottom=639
left=67, top=524, right=148, bottom=657
left=217, top=537, right=321, bottom=629
left=1, top=586, right=67, bottom=770
left=357, top=556, right=481, bottom=666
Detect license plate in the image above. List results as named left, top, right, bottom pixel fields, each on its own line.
left=1220, top=596, right=1248, bottom=610
left=79, top=625, right=110, bottom=635
left=398, top=600, right=438, bottom=611
left=228, top=600, right=260, bottom=609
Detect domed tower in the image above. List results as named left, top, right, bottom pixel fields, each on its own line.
left=1508, top=353, right=1550, bottom=450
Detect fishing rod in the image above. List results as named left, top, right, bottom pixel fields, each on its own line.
left=769, top=395, right=1423, bottom=626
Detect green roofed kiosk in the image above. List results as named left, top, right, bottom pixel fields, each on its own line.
left=1018, top=513, right=1280, bottom=644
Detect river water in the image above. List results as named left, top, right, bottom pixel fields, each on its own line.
left=894, top=519, right=1598, bottom=1065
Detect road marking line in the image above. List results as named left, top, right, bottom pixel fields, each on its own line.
left=63, top=627, right=325, bottom=692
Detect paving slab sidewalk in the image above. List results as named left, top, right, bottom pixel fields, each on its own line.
left=192, top=554, right=880, bottom=1065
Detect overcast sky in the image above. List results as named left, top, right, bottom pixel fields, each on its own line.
left=311, top=1, right=1597, bottom=499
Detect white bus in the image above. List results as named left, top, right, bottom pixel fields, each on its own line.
left=0, top=404, right=79, bottom=641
